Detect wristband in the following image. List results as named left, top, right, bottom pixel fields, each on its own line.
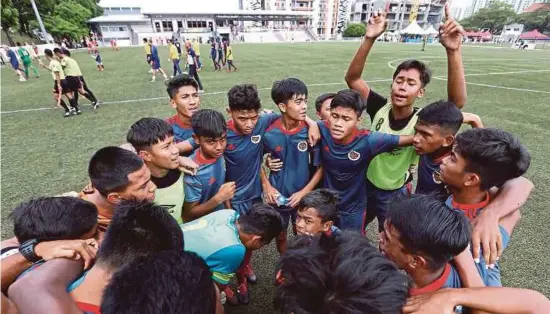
left=19, top=239, right=41, bottom=263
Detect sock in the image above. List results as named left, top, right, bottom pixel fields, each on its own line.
left=31, top=65, right=39, bottom=76
left=24, top=68, right=29, bottom=78
left=59, top=99, right=69, bottom=112
left=69, top=97, right=79, bottom=110
left=83, top=92, right=97, bottom=103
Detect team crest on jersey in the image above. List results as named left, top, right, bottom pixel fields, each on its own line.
left=348, top=150, right=361, bottom=161
left=297, top=141, right=308, bottom=152
left=251, top=135, right=261, bottom=144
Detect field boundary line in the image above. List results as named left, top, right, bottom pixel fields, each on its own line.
left=0, top=79, right=391, bottom=115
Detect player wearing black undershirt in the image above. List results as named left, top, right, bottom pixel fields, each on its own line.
left=344, top=4, right=467, bottom=232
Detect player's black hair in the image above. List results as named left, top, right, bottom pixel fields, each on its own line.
left=16, top=42, right=22, bottom=46
left=53, top=47, right=62, bottom=55
left=388, top=194, right=471, bottom=271
left=127, top=118, right=174, bottom=151
left=142, top=38, right=148, bottom=43
left=274, top=232, right=410, bottom=313
left=456, top=128, right=531, bottom=190
left=191, top=109, right=227, bottom=138
left=166, top=74, right=199, bottom=99
left=393, top=60, right=432, bottom=87
left=227, top=84, right=262, bottom=111
left=330, top=89, right=364, bottom=117
left=101, top=251, right=216, bottom=314
left=88, top=146, right=145, bottom=197
left=315, top=92, right=336, bottom=112
left=417, top=100, right=464, bottom=134
left=271, top=78, right=308, bottom=106
left=12, top=197, right=98, bottom=243
left=97, top=200, right=184, bottom=270
left=44, top=49, right=53, bottom=58
left=238, top=203, right=283, bottom=245
left=298, top=189, right=339, bottom=224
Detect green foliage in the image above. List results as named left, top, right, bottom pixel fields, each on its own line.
left=1, top=0, right=20, bottom=45
left=343, top=23, right=366, bottom=37
left=514, top=10, right=550, bottom=32
left=4, top=0, right=101, bottom=41
left=460, top=2, right=516, bottom=32
left=461, top=2, right=550, bottom=34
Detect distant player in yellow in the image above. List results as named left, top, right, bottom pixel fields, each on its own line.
left=226, top=42, right=237, bottom=72
left=169, top=40, right=183, bottom=77
left=192, top=38, right=202, bottom=70
left=144, top=38, right=153, bottom=73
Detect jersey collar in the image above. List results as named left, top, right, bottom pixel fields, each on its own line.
left=195, top=149, right=218, bottom=165
left=267, top=118, right=306, bottom=135
left=169, top=114, right=192, bottom=129
left=409, top=263, right=451, bottom=296
left=451, top=192, right=490, bottom=211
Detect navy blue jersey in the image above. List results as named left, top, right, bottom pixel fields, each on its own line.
left=225, top=113, right=280, bottom=206
left=151, top=45, right=159, bottom=60
left=415, top=153, right=449, bottom=195
left=409, top=263, right=462, bottom=296
left=263, top=118, right=321, bottom=197
left=319, top=121, right=399, bottom=215
left=185, top=149, right=226, bottom=212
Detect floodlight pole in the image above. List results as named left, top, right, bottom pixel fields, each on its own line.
left=30, top=0, right=51, bottom=43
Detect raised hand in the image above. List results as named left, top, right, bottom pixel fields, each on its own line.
left=365, top=7, right=388, bottom=39
left=439, top=3, right=464, bottom=51
left=215, top=182, right=236, bottom=203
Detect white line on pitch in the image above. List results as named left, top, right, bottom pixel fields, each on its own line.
left=1, top=79, right=395, bottom=115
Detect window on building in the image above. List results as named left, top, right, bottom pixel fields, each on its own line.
left=131, top=7, right=140, bottom=11
left=155, top=21, right=161, bottom=32
left=177, top=21, right=183, bottom=29
left=162, top=21, right=173, bottom=31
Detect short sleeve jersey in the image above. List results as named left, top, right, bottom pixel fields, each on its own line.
left=263, top=118, right=320, bottom=198
left=181, top=210, right=246, bottom=284
left=409, top=263, right=462, bottom=296
left=364, top=90, right=420, bottom=190
left=144, top=43, right=151, bottom=55
left=415, top=153, right=450, bottom=195
left=165, top=115, right=198, bottom=154
left=226, top=46, right=233, bottom=60
left=184, top=149, right=226, bottom=213
left=49, top=60, right=66, bottom=80
left=152, top=169, right=185, bottom=224
left=61, top=57, right=82, bottom=77
left=319, top=121, right=400, bottom=215
left=445, top=194, right=510, bottom=287
left=187, top=48, right=196, bottom=65
left=17, top=47, right=31, bottom=63
left=151, top=45, right=159, bottom=60
left=225, top=113, right=280, bottom=205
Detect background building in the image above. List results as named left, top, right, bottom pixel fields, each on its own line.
left=349, top=0, right=444, bottom=32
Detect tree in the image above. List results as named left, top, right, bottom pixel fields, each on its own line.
left=343, top=23, right=366, bottom=37
left=459, top=2, right=516, bottom=33
left=514, top=10, right=550, bottom=33
left=43, top=1, right=93, bottom=40
left=1, top=0, right=20, bottom=45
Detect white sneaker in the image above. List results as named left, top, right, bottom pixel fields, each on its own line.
left=170, top=75, right=174, bottom=78
left=148, top=69, right=153, bottom=73
left=150, top=79, right=156, bottom=82
left=19, top=77, right=27, bottom=82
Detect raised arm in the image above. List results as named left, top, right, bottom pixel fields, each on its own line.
left=345, top=9, right=388, bottom=100
left=440, top=3, right=467, bottom=108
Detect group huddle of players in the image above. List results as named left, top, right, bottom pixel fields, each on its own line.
left=2, top=6, right=549, bottom=314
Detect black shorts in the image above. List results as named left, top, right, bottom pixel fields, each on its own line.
left=65, top=76, right=82, bottom=92
left=53, top=80, right=69, bottom=94
left=146, top=54, right=152, bottom=63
